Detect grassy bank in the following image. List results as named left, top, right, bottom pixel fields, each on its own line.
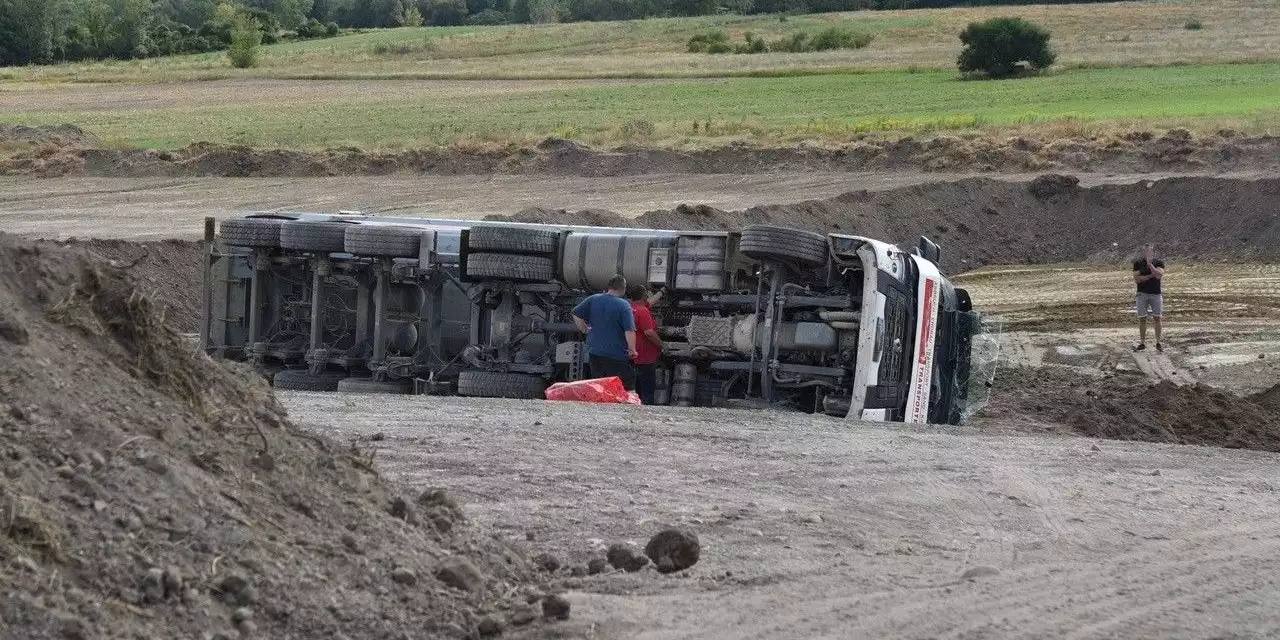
left=3, top=63, right=1278, bottom=150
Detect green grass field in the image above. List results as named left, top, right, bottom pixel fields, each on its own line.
left=7, top=63, right=1277, bottom=149
left=2, top=0, right=1278, bottom=150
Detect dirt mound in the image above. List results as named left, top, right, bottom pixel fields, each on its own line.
left=492, top=176, right=1280, bottom=269
left=0, top=233, right=545, bottom=638
left=496, top=207, right=632, bottom=228
left=37, top=238, right=204, bottom=333
left=1071, top=381, right=1280, bottom=452
left=0, top=124, right=95, bottom=147
left=1253, top=384, right=1280, bottom=411
left=8, top=127, right=1280, bottom=179
left=0, top=125, right=97, bottom=177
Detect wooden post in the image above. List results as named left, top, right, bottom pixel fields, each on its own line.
left=198, top=217, right=215, bottom=354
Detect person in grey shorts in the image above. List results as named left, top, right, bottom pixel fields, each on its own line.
left=1133, top=244, right=1166, bottom=352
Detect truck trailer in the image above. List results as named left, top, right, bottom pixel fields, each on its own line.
left=201, top=213, right=982, bottom=424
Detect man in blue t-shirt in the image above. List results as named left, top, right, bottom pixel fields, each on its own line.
left=572, top=275, right=638, bottom=390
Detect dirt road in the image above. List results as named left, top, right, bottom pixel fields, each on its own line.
left=284, top=392, right=1280, bottom=639
left=0, top=171, right=1122, bottom=240
left=1, top=173, right=913, bottom=239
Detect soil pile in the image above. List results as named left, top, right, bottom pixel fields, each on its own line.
left=1070, top=381, right=1280, bottom=452
left=7, top=125, right=1280, bottom=178
left=0, top=233, right=544, bottom=638
left=38, top=238, right=204, bottom=333
left=0, top=125, right=97, bottom=177
left=493, top=176, right=1280, bottom=269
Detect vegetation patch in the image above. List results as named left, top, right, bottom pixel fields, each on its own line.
left=688, top=26, right=873, bottom=54
left=958, top=17, right=1055, bottom=79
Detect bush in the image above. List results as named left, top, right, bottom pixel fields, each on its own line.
left=733, top=31, right=767, bottom=54
left=466, top=9, right=509, bottom=24
left=769, top=26, right=871, bottom=53
left=807, top=25, right=873, bottom=51
left=326, top=22, right=340, bottom=36
left=227, top=17, right=263, bottom=69
left=687, top=29, right=730, bottom=53
left=957, top=17, right=1055, bottom=79
left=690, top=26, right=872, bottom=55
left=770, top=31, right=808, bottom=52
left=296, top=18, right=330, bottom=39
left=1184, top=19, right=1203, bottom=30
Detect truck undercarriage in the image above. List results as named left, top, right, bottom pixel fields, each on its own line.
left=202, top=213, right=982, bottom=424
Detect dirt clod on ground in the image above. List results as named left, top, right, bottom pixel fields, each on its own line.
left=0, top=232, right=543, bottom=638
left=1070, top=381, right=1280, bottom=452
left=645, top=528, right=701, bottom=574
left=606, top=543, right=650, bottom=573
left=534, top=552, right=562, bottom=573
left=587, top=557, right=609, bottom=574
left=9, top=125, right=1280, bottom=178
left=541, top=593, right=572, bottom=621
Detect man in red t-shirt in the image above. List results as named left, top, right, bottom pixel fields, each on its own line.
left=627, top=285, right=663, bottom=405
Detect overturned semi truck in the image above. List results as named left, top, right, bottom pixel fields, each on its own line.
left=200, top=213, right=983, bottom=424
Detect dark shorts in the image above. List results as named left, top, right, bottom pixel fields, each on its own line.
left=589, top=355, right=635, bottom=390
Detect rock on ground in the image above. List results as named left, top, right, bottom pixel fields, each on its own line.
left=644, top=528, right=701, bottom=574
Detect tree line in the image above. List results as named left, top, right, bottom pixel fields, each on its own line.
left=0, top=0, right=1114, bottom=67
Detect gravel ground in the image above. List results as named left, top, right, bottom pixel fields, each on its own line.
left=283, top=392, right=1280, bottom=640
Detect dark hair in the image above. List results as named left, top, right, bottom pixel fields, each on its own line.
left=608, top=275, right=627, bottom=291
left=626, top=284, right=648, bottom=301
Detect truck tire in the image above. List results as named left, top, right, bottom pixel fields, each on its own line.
left=336, top=377, right=413, bottom=394
left=220, top=218, right=285, bottom=248
left=456, top=371, right=548, bottom=399
left=273, top=369, right=346, bottom=391
left=344, top=225, right=423, bottom=258
left=468, top=225, right=560, bottom=255
left=740, top=225, right=828, bottom=267
left=280, top=221, right=351, bottom=253
left=465, top=253, right=555, bottom=282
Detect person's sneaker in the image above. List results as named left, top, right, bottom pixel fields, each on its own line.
left=1133, top=343, right=1147, bottom=352
left=1156, top=342, right=1164, bottom=352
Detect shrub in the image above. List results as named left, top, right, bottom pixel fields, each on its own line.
left=296, top=18, right=330, bottom=39
left=957, top=17, right=1055, bottom=79
left=688, top=26, right=871, bottom=55
left=1184, top=19, right=1203, bottom=30
left=326, top=22, right=340, bottom=36
left=770, top=31, right=808, bottom=52
left=227, top=17, right=263, bottom=69
left=687, top=29, right=730, bottom=53
left=733, top=31, right=767, bottom=54
left=807, top=25, right=873, bottom=51
left=767, top=26, right=870, bottom=53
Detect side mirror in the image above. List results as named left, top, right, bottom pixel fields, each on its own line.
left=917, top=236, right=941, bottom=265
